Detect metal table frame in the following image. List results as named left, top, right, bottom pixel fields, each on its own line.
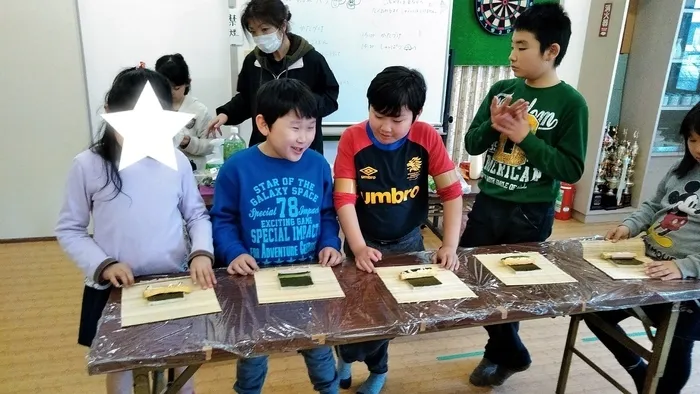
left=130, top=303, right=681, bottom=394
left=133, top=366, right=202, bottom=394
left=556, top=302, right=681, bottom=394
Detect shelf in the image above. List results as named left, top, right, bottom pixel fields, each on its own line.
left=660, top=106, right=695, bottom=111
left=586, top=206, right=637, bottom=216
left=651, top=150, right=685, bottom=157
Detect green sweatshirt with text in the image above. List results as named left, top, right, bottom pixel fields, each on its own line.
left=465, top=78, right=588, bottom=203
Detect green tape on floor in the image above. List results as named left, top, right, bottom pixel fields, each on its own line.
left=436, top=329, right=657, bottom=361
left=582, top=330, right=656, bottom=343
left=436, top=351, right=484, bottom=361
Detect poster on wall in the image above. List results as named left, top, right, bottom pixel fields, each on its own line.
left=229, top=8, right=244, bottom=46
left=599, top=3, right=613, bottom=37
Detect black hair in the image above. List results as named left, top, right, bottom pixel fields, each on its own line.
left=514, top=2, right=571, bottom=67
left=367, top=66, right=426, bottom=121
left=255, top=79, right=317, bottom=127
left=241, top=0, right=292, bottom=36
left=91, top=67, right=173, bottom=199
left=673, top=102, right=700, bottom=178
left=155, top=53, right=191, bottom=95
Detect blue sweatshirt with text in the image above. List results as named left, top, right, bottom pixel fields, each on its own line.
left=211, top=146, right=341, bottom=266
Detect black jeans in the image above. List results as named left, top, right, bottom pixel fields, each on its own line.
left=583, top=302, right=700, bottom=394
left=459, top=193, right=554, bottom=369
left=337, top=227, right=425, bottom=374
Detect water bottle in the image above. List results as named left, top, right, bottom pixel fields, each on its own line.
left=223, top=127, right=246, bottom=161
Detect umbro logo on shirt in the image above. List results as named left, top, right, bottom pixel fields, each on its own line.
left=359, top=166, right=378, bottom=180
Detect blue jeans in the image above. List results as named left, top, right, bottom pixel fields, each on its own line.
left=584, top=301, right=700, bottom=394
left=337, top=227, right=425, bottom=374
left=234, top=346, right=338, bottom=394
left=459, top=193, right=554, bottom=369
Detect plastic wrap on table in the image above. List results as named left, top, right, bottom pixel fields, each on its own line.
left=86, top=237, right=700, bottom=374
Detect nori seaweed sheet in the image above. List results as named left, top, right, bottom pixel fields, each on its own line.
left=509, top=263, right=541, bottom=272
left=146, top=292, right=185, bottom=302
left=278, top=272, right=314, bottom=287
left=609, top=258, right=645, bottom=266
left=406, top=276, right=442, bottom=287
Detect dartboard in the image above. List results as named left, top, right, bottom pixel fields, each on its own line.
left=475, top=0, right=532, bottom=36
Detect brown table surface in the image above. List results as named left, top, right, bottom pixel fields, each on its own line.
left=87, top=238, right=700, bottom=375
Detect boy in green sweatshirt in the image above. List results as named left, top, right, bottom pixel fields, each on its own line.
left=459, top=2, right=589, bottom=387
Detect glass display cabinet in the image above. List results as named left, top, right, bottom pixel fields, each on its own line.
left=653, top=0, right=700, bottom=154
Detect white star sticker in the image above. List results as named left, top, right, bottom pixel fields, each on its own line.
left=100, top=81, right=195, bottom=172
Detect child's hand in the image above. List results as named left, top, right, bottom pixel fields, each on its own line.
left=490, top=96, right=528, bottom=124
left=206, top=113, right=228, bottom=137
left=227, top=254, right=259, bottom=276
left=190, top=255, right=217, bottom=289
left=179, top=135, right=191, bottom=148
left=645, top=260, right=682, bottom=281
left=352, top=246, right=382, bottom=273
left=101, top=262, right=134, bottom=288
left=318, top=247, right=343, bottom=267
left=432, top=246, right=459, bottom=271
left=492, top=108, right=531, bottom=144
left=605, top=225, right=631, bottom=242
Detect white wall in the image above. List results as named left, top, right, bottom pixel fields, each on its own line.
left=78, top=0, right=232, bottom=141
left=572, top=0, right=631, bottom=221
left=0, top=0, right=91, bottom=239
left=558, top=0, right=592, bottom=88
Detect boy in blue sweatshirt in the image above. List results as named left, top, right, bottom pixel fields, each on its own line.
left=211, top=78, right=342, bottom=394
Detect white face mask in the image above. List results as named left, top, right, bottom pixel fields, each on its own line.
left=254, top=30, right=283, bottom=54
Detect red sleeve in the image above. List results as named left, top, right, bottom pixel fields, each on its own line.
left=409, top=122, right=460, bottom=202
left=333, top=124, right=363, bottom=179
left=333, top=123, right=370, bottom=210
left=437, top=182, right=462, bottom=202
left=408, top=122, right=455, bottom=176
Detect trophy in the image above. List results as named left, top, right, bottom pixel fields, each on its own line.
left=591, top=124, right=614, bottom=210
left=621, top=130, right=640, bottom=207
left=604, top=129, right=629, bottom=209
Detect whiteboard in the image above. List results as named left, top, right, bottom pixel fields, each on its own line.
left=76, top=0, right=233, bottom=140
left=239, top=0, right=453, bottom=126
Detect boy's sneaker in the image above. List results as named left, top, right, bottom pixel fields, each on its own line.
left=489, top=363, right=531, bottom=386
left=469, top=358, right=530, bottom=387
left=357, top=372, right=386, bottom=394
left=337, top=357, right=352, bottom=389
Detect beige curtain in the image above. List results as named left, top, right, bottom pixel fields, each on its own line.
left=446, top=66, right=514, bottom=166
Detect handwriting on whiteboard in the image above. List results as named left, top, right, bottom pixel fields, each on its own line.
left=286, top=0, right=361, bottom=8
left=286, top=0, right=445, bottom=13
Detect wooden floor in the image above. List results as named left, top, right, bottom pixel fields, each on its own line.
left=1, top=219, right=699, bottom=393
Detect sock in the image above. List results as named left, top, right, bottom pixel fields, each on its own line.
left=627, top=360, right=647, bottom=393
left=357, top=372, right=387, bottom=394
left=337, top=357, right=351, bottom=389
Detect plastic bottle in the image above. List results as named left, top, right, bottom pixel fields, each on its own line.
left=205, top=138, right=225, bottom=170
left=469, top=154, right=484, bottom=179
left=223, top=127, right=246, bottom=161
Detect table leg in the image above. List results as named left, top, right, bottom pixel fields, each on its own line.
left=156, top=365, right=202, bottom=394
left=556, top=314, right=634, bottom=394
left=152, top=370, right=166, bottom=393
left=641, top=302, right=680, bottom=394
left=555, top=315, right=580, bottom=393
left=132, top=369, right=150, bottom=394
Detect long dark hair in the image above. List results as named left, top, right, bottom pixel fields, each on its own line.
left=91, top=67, right=173, bottom=198
left=673, top=102, right=700, bottom=179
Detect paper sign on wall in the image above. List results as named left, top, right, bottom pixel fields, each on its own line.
left=599, top=3, right=613, bottom=37
left=229, top=8, right=243, bottom=46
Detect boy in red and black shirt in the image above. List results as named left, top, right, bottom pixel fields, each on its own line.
left=333, top=66, right=463, bottom=394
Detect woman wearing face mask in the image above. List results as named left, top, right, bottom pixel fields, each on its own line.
left=207, top=0, right=339, bottom=154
